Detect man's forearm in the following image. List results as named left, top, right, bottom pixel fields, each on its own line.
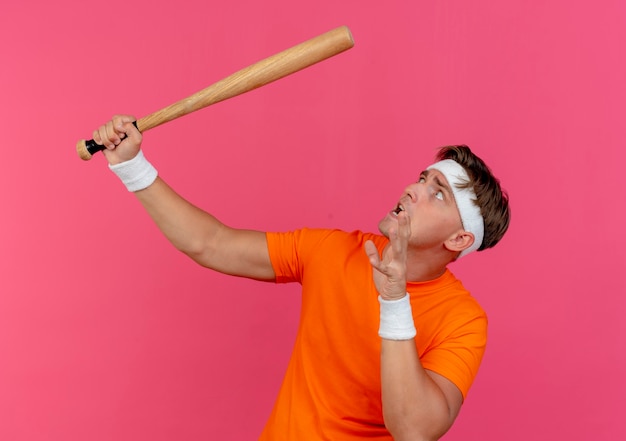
left=380, top=339, right=456, bottom=441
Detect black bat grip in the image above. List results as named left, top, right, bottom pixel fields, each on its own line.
left=84, top=138, right=106, bottom=156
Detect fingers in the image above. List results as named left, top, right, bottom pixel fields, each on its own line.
left=92, top=122, right=118, bottom=150
left=364, top=240, right=382, bottom=267
left=92, top=115, right=137, bottom=150
left=364, top=239, right=394, bottom=276
left=121, top=117, right=141, bottom=145
left=389, top=212, right=410, bottom=260
left=365, top=237, right=408, bottom=300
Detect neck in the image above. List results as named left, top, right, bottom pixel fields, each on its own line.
left=404, top=247, right=452, bottom=282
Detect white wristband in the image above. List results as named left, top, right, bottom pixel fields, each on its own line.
left=378, top=294, right=417, bottom=340
left=109, top=150, right=158, bottom=192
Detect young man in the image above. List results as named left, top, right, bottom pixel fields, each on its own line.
left=92, top=114, right=510, bottom=441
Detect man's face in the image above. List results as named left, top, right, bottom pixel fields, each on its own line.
left=378, top=168, right=465, bottom=250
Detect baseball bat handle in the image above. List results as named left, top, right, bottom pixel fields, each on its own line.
left=77, top=25, right=354, bottom=160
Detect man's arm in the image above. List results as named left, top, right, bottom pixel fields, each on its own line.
left=364, top=212, right=462, bottom=441
left=94, top=115, right=275, bottom=281
left=380, top=339, right=463, bottom=441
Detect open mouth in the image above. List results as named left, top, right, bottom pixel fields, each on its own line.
left=393, top=203, right=405, bottom=215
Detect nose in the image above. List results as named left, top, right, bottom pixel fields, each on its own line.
left=403, top=182, right=420, bottom=202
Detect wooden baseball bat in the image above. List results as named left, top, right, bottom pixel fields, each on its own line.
left=76, top=26, right=354, bottom=160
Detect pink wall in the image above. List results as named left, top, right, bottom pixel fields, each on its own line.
left=1, top=1, right=624, bottom=439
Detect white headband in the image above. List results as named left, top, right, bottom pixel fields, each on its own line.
left=427, top=159, right=484, bottom=258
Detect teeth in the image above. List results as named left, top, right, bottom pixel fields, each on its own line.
left=393, top=204, right=404, bottom=215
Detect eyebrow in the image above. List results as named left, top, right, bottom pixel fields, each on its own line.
left=421, top=169, right=454, bottom=200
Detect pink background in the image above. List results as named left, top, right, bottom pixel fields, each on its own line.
left=1, top=1, right=625, bottom=440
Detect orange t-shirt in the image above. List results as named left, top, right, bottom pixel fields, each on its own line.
left=260, top=229, right=487, bottom=440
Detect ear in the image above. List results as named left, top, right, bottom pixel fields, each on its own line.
left=444, top=230, right=475, bottom=253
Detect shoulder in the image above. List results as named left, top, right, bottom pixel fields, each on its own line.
left=267, top=228, right=384, bottom=250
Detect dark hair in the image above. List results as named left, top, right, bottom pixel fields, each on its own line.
left=436, top=145, right=510, bottom=251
